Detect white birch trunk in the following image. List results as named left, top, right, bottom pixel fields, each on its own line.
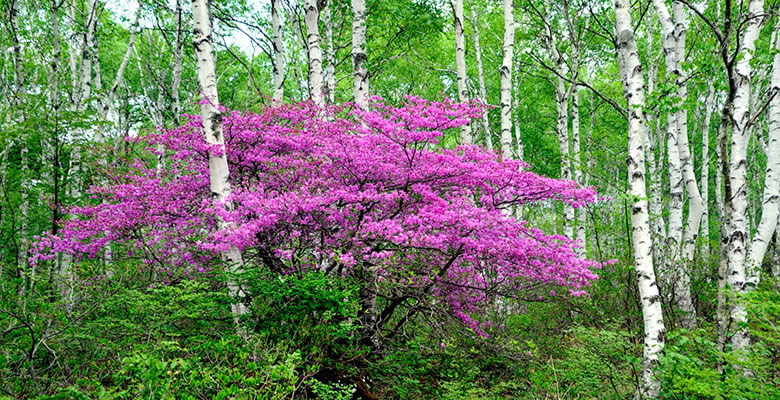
left=272, top=0, right=285, bottom=105
left=97, top=3, right=142, bottom=141
left=452, top=0, right=471, bottom=144
left=76, top=0, right=98, bottom=111
left=728, top=0, right=765, bottom=352
left=352, top=0, right=369, bottom=108
left=304, top=0, right=324, bottom=106
left=572, top=89, right=586, bottom=256
left=701, top=84, right=715, bottom=253
left=652, top=0, right=697, bottom=328
left=615, top=0, right=666, bottom=395
left=172, top=0, right=184, bottom=125
left=9, top=0, right=30, bottom=294
left=514, top=58, right=524, bottom=160
left=191, top=0, right=248, bottom=320
left=470, top=8, right=491, bottom=150
left=324, top=0, right=335, bottom=104
left=500, top=0, right=514, bottom=159
left=746, top=20, right=780, bottom=287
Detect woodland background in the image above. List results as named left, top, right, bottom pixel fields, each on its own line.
left=0, top=0, right=779, bottom=398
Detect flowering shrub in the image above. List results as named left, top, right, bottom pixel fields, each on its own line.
left=34, top=97, right=599, bottom=336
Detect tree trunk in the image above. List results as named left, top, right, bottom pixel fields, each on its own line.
left=500, top=0, right=514, bottom=159
left=470, top=7, right=491, bottom=150
left=76, top=0, right=98, bottom=111
left=652, top=0, right=697, bottom=329
left=304, top=0, right=324, bottom=106
left=701, top=83, right=715, bottom=254
left=351, top=0, right=369, bottom=108
left=97, top=2, right=142, bottom=141
left=272, top=0, right=285, bottom=105
left=324, top=0, right=335, bottom=104
left=615, top=0, right=666, bottom=396
left=514, top=58, right=524, bottom=160
left=191, top=0, right=248, bottom=321
left=572, top=89, right=586, bottom=256
left=746, top=20, right=780, bottom=287
left=172, top=0, right=184, bottom=125
left=451, top=0, right=471, bottom=144
left=727, top=0, right=765, bottom=352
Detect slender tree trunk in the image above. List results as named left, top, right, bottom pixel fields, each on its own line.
left=746, top=20, right=780, bottom=287
left=271, top=0, right=285, bottom=105
left=303, top=0, right=323, bottom=106
left=351, top=0, right=369, bottom=108
left=653, top=0, right=697, bottom=328
left=716, top=101, right=731, bottom=359
left=9, top=0, right=30, bottom=295
left=500, top=0, right=514, bottom=159
left=470, top=7, right=491, bottom=150
left=572, top=89, right=586, bottom=256
left=172, top=0, right=184, bottom=125
left=615, top=0, right=665, bottom=396
left=727, top=0, right=765, bottom=352
left=514, top=58, right=524, bottom=160
left=191, top=0, right=248, bottom=321
left=544, top=0, right=574, bottom=240
left=324, top=0, right=335, bottom=104
left=701, top=83, right=715, bottom=254
left=97, top=2, right=142, bottom=141
left=76, top=0, right=98, bottom=111
left=451, top=0, right=471, bottom=144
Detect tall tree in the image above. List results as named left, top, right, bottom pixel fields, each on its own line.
left=615, top=0, right=666, bottom=396
left=651, top=0, right=699, bottom=329
left=468, top=6, right=492, bottom=150
left=191, top=0, right=247, bottom=320
left=451, top=0, right=471, bottom=144
left=272, top=0, right=285, bottom=104
left=352, top=0, right=369, bottom=108
left=500, top=0, right=514, bottom=159
left=303, top=0, right=324, bottom=106
left=727, top=0, right=765, bottom=352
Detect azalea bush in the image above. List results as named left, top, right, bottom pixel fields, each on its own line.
left=34, top=97, right=599, bottom=348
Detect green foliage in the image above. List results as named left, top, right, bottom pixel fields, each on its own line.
left=658, top=282, right=780, bottom=400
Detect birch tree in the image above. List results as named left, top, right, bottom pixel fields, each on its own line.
left=615, top=0, right=665, bottom=395
left=746, top=18, right=780, bottom=288
left=500, top=0, right=514, bottom=159
left=272, top=0, right=285, bottom=104
left=727, top=0, right=765, bottom=352
left=352, top=0, right=369, bottom=108
left=303, top=0, right=324, bottom=106
left=451, top=0, right=471, bottom=144
left=468, top=6, right=492, bottom=150
left=700, top=83, right=715, bottom=253
left=191, top=0, right=247, bottom=320
left=651, top=0, right=699, bottom=329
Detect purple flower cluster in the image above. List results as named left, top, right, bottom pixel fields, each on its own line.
left=33, top=97, right=599, bottom=333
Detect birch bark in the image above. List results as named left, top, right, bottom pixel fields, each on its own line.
left=304, top=0, right=324, bottom=106
left=469, top=7, right=491, bottom=150
left=514, top=58, right=524, bottom=160
left=191, top=0, right=247, bottom=320
left=727, top=0, right=765, bottom=352
left=352, top=0, right=369, bottom=108
left=324, top=0, right=335, bottom=104
left=701, top=84, right=715, bottom=253
left=272, top=0, right=285, bottom=105
left=452, top=0, right=471, bottom=144
left=500, top=0, right=514, bottom=159
left=746, top=20, right=780, bottom=287
left=615, top=0, right=666, bottom=396
left=652, top=0, right=698, bottom=328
